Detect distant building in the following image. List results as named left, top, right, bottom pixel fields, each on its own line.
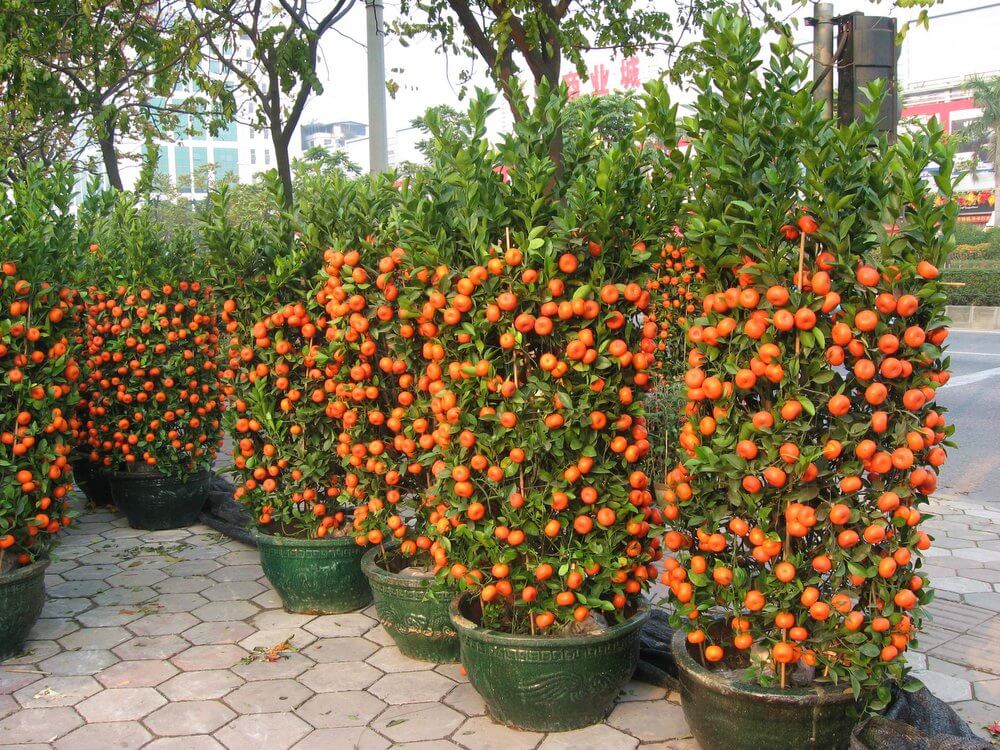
left=301, top=121, right=368, bottom=152
left=902, top=73, right=998, bottom=224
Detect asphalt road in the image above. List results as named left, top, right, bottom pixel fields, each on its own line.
left=935, top=329, right=1000, bottom=505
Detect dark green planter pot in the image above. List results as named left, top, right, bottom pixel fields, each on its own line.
left=451, top=595, right=649, bottom=731
left=255, top=531, right=372, bottom=614
left=70, top=457, right=114, bottom=506
left=108, top=470, right=209, bottom=530
left=361, top=548, right=458, bottom=663
left=672, top=630, right=858, bottom=750
left=0, top=560, right=49, bottom=662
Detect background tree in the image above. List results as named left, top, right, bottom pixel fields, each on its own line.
left=1, top=0, right=229, bottom=190
left=962, top=75, right=1000, bottom=227
left=185, top=0, right=354, bottom=207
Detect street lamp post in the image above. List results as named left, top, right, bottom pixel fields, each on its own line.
left=366, top=0, right=389, bottom=173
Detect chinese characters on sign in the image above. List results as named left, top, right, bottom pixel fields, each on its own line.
left=562, top=56, right=644, bottom=100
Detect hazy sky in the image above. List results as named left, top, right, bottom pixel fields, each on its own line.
left=301, top=1, right=1000, bottom=138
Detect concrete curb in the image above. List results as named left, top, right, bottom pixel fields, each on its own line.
left=947, top=305, right=1000, bottom=331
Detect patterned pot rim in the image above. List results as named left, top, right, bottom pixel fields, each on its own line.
left=672, top=629, right=856, bottom=705
left=253, top=528, right=362, bottom=549
left=361, top=546, right=436, bottom=591
left=0, top=559, right=50, bottom=587
left=449, top=594, right=650, bottom=648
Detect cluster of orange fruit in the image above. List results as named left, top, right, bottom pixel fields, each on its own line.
left=82, top=281, right=222, bottom=476
left=1, top=262, right=81, bottom=564
left=661, top=212, right=949, bottom=675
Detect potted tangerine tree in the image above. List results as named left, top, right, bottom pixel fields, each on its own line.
left=371, top=87, right=685, bottom=731
left=209, top=173, right=398, bottom=613
left=661, top=13, right=956, bottom=750
left=0, top=163, right=81, bottom=658
left=82, top=196, right=222, bottom=530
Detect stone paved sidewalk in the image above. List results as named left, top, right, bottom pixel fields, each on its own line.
left=0, top=494, right=997, bottom=749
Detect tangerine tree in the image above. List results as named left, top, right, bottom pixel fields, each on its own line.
left=661, top=13, right=956, bottom=710
left=0, top=163, right=82, bottom=568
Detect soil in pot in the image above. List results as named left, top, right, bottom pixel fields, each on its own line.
left=450, top=595, right=650, bottom=732
left=361, top=547, right=458, bottom=663
left=672, top=629, right=858, bottom=750
left=0, top=560, right=49, bottom=662
left=255, top=529, right=372, bottom=615
left=108, top=469, right=209, bottom=530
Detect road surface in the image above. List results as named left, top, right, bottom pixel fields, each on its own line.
left=936, top=329, right=1000, bottom=506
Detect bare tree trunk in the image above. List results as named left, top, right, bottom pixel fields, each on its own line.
left=273, top=130, right=294, bottom=209
left=98, top=130, right=123, bottom=191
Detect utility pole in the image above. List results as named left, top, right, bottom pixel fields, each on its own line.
left=812, top=3, right=835, bottom=118
left=366, top=0, right=389, bottom=173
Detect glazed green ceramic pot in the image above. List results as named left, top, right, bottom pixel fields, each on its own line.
left=451, top=595, right=649, bottom=731
left=0, top=560, right=49, bottom=662
left=255, top=531, right=372, bottom=614
left=672, top=630, right=858, bottom=750
left=70, top=457, right=114, bottom=506
left=108, top=470, right=209, bottom=530
left=362, top=548, right=458, bottom=663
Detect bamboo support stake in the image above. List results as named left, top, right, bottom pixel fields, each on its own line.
left=795, top=231, right=806, bottom=356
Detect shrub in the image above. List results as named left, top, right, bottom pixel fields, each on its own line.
left=662, top=14, right=954, bottom=710
left=81, top=195, right=222, bottom=476
left=347, top=87, right=688, bottom=633
left=0, top=164, right=82, bottom=568
left=943, top=267, right=1000, bottom=306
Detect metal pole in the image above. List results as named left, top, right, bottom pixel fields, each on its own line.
left=813, top=2, right=835, bottom=118
left=366, top=0, right=389, bottom=173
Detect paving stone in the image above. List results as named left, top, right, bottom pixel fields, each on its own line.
left=949, top=700, right=997, bottom=739
left=183, top=620, right=257, bottom=646
left=608, top=699, right=690, bottom=741
left=964, top=592, right=1000, bottom=612
left=925, top=656, right=999, bottom=682
left=371, top=702, right=465, bottom=742
left=153, top=593, right=212, bottom=613
left=59, top=625, right=132, bottom=651
left=62, top=563, right=119, bottom=581
left=370, top=670, right=457, bottom=705
left=210, top=564, right=265, bottom=582
left=159, top=669, right=245, bottom=701
left=39, top=596, right=93, bottom=618
left=434, top=662, right=469, bottom=683
left=252, top=588, right=284, bottom=608
left=932, top=576, right=993, bottom=594
left=214, top=712, right=312, bottom=750
left=154, top=575, right=216, bottom=594
left=292, top=727, right=390, bottom=750
left=218, top=549, right=260, bottom=566
left=106, top=569, right=168, bottom=588
left=39, top=649, right=118, bottom=676
left=28, top=618, right=80, bottom=641
left=0, top=706, right=85, bottom=743
left=0, top=666, right=44, bottom=695
left=250, top=609, right=316, bottom=630
left=617, top=680, right=670, bottom=702
left=93, top=586, right=158, bottom=607
left=0, top=693, right=17, bottom=720
left=113, top=635, right=190, bottom=661
left=163, top=560, right=222, bottom=576
left=52, top=721, right=152, bottom=750
left=4, top=640, right=61, bottom=664
left=302, top=636, right=378, bottom=664
left=951, top=548, right=1000, bottom=564
left=201, top=580, right=266, bottom=601
left=454, top=716, right=543, bottom=749
left=295, top=690, right=387, bottom=728
left=96, top=659, right=179, bottom=688
left=13, top=675, right=101, bottom=707
left=223, top=678, right=314, bottom=714
left=77, top=686, right=166, bottom=721
left=144, top=737, right=225, bottom=750
left=385, top=742, right=463, bottom=750
left=973, top=679, right=1000, bottom=707
left=965, top=567, right=1000, bottom=584
left=366, top=645, right=433, bottom=673
left=536, top=723, right=640, bottom=750
left=297, top=661, right=383, bottom=693
left=77, top=605, right=146, bottom=628
left=303, top=613, right=377, bottom=639
left=127, top=612, right=200, bottom=636
left=231, top=652, right=315, bottom=681
left=443, top=683, right=486, bottom=716
left=924, top=601, right=995, bottom=632
left=238, top=627, right=317, bottom=652
left=170, top=644, right=249, bottom=671
left=193, top=600, right=260, bottom=622
left=46, top=579, right=106, bottom=598
left=145, top=700, right=237, bottom=735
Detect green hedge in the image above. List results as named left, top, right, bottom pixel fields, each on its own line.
left=945, top=267, right=1000, bottom=306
